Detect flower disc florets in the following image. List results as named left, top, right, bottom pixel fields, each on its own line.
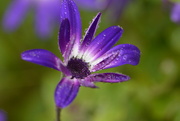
left=67, top=57, right=91, bottom=79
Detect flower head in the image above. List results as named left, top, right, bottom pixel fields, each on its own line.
left=21, top=0, right=140, bottom=108
left=2, top=0, right=60, bottom=38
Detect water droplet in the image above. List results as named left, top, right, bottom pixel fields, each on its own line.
left=123, top=55, right=127, bottom=60
left=107, top=75, right=111, bottom=79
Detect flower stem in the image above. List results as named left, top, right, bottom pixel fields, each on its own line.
left=56, top=107, right=62, bottom=121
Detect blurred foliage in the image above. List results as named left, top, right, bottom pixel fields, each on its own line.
left=0, top=0, right=180, bottom=121
left=170, top=0, right=180, bottom=3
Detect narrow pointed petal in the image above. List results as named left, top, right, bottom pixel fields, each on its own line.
left=91, top=44, right=140, bottom=72
left=91, top=51, right=120, bottom=72
left=80, top=13, right=101, bottom=54
left=2, top=0, right=30, bottom=31
left=55, top=77, right=80, bottom=108
left=79, top=78, right=98, bottom=88
left=59, top=19, right=70, bottom=55
left=88, top=73, right=130, bottom=83
left=83, top=26, right=123, bottom=62
left=21, top=49, right=62, bottom=71
left=60, top=0, right=82, bottom=57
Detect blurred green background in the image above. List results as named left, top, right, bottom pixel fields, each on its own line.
left=0, top=0, right=180, bottom=121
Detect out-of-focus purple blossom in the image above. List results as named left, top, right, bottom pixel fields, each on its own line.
left=171, top=3, right=180, bottom=23
left=21, top=0, right=140, bottom=108
left=0, top=110, right=6, bottom=121
left=74, top=0, right=131, bottom=22
left=163, top=0, right=180, bottom=23
left=2, top=0, right=60, bottom=38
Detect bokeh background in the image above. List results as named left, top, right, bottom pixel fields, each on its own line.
left=0, top=0, right=180, bottom=121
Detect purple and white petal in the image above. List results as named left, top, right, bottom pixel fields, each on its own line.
left=79, top=13, right=101, bottom=57
left=171, top=3, right=180, bottom=23
left=90, top=50, right=120, bottom=72
left=21, top=49, right=63, bottom=71
left=83, top=26, right=123, bottom=62
left=91, top=44, right=140, bottom=72
left=58, top=19, right=70, bottom=56
left=74, top=0, right=109, bottom=11
left=60, top=0, right=82, bottom=57
left=88, top=73, right=130, bottom=83
left=2, top=0, right=30, bottom=31
left=55, top=77, right=80, bottom=108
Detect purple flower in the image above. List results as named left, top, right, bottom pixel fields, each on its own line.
left=2, top=0, right=60, bottom=38
left=21, top=0, right=140, bottom=108
left=163, top=0, right=180, bottom=23
left=171, top=3, right=180, bottom=23
left=0, top=110, right=6, bottom=121
left=74, top=0, right=131, bottom=22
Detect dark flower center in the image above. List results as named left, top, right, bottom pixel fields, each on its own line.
left=67, top=57, right=91, bottom=79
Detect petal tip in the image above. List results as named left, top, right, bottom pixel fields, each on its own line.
left=124, top=75, right=131, bottom=81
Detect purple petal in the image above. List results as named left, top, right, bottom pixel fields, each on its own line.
left=171, top=3, right=180, bottom=23
left=35, top=2, right=55, bottom=38
left=60, top=0, right=82, bottom=57
left=0, top=110, right=6, bottom=121
left=91, top=51, right=120, bottom=72
left=88, top=73, right=130, bottom=83
left=21, top=49, right=62, bottom=71
left=80, top=13, right=101, bottom=53
left=2, top=0, right=30, bottom=31
left=59, top=19, right=70, bottom=55
left=55, top=77, right=80, bottom=108
left=83, top=26, right=123, bottom=62
left=91, top=44, right=140, bottom=72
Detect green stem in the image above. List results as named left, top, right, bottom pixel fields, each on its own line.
left=56, top=107, right=62, bottom=121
